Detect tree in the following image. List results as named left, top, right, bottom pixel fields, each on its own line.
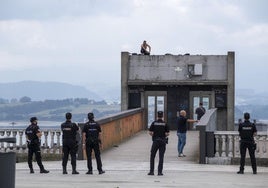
left=19, top=96, right=32, bottom=103
left=10, top=98, right=18, bottom=103
left=0, top=98, right=8, bottom=104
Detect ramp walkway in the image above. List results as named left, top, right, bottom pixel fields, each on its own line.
left=16, top=131, right=268, bottom=188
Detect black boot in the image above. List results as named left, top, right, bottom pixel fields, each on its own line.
left=40, top=169, right=49, bottom=173
left=63, top=166, right=68, bottom=174
left=30, top=168, right=34, bottom=174
left=253, top=167, right=257, bottom=174
left=99, top=170, right=105, bottom=175
left=72, top=166, right=79, bottom=174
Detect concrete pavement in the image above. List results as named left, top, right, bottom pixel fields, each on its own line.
left=16, top=131, right=268, bottom=188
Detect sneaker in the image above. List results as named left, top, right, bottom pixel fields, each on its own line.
left=253, top=171, right=257, bottom=175
left=86, top=171, right=93, bottom=175
left=147, top=172, right=154, bottom=176
left=30, top=169, right=34, bottom=174
left=178, top=153, right=183, bottom=157
left=158, top=172, right=163, bottom=176
left=63, top=171, right=68, bottom=174
left=237, top=170, right=244, bottom=174
left=40, top=169, right=49, bottom=174
left=99, top=170, right=105, bottom=175
left=182, top=154, right=186, bottom=157
left=72, top=170, right=79, bottom=174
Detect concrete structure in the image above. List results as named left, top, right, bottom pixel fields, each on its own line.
left=121, top=52, right=235, bottom=130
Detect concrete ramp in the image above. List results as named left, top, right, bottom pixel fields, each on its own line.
left=102, top=130, right=199, bottom=165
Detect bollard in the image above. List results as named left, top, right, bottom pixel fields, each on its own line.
left=0, top=137, right=16, bottom=188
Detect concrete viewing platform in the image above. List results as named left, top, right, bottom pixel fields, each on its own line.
left=16, top=131, right=268, bottom=188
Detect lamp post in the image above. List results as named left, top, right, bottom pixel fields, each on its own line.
left=10, top=122, right=16, bottom=129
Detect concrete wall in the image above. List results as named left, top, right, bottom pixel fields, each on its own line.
left=99, top=108, right=144, bottom=150
left=128, top=55, right=228, bottom=82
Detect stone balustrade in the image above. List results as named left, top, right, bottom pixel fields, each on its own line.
left=0, top=129, right=62, bottom=154
left=214, top=131, right=268, bottom=158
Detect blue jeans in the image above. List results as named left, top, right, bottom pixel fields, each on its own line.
left=177, top=132, right=186, bottom=154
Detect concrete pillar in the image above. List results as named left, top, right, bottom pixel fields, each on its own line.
left=196, top=125, right=206, bottom=164
left=227, top=51, right=235, bottom=130
left=121, top=52, right=129, bottom=111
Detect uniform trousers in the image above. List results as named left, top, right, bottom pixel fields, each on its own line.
left=149, top=139, right=166, bottom=173
left=28, top=144, right=44, bottom=170
left=62, top=139, right=78, bottom=168
left=86, top=141, right=102, bottom=172
left=239, top=141, right=257, bottom=172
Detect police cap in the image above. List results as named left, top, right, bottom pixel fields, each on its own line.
left=244, top=112, right=250, bottom=120
left=157, top=111, right=163, bottom=118
left=88, top=112, right=94, bottom=120
left=65, top=112, right=72, bottom=120
left=30, top=117, right=38, bottom=123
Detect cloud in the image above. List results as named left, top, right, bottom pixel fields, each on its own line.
left=0, top=0, right=267, bottom=92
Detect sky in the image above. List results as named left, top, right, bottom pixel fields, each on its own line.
left=0, top=0, right=268, bottom=93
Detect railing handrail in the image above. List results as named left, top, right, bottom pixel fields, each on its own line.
left=215, top=131, right=268, bottom=136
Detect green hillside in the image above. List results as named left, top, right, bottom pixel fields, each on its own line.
left=0, top=98, right=120, bottom=122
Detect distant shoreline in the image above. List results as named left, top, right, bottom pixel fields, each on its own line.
left=0, top=121, right=62, bottom=129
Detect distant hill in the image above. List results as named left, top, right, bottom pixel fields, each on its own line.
left=0, top=81, right=102, bottom=101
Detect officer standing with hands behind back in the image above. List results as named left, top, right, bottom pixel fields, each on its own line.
left=148, top=111, right=169, bottom=176
left=25, top=117, right=49, bottom=174
left=61, top=112, right=80, bottom=174
left=237, top=112, right=257, bottom=174
left=82, top=112, right=105, bottom=175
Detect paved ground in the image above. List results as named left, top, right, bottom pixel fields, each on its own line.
left=16, top=131, right=268, bottom=188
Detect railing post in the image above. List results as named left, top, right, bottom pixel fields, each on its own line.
left=50, top=131, right=55, bottom=153
left=56, top=131, right=61, bottom=154
left=256, top=135, right=260, bottom=154
left=12, top=131, right=17, bottom=150
left=228, top=135, right=233, bottom=157
left=43, top=131, right=49, bottom=153
left=18, top=131, right=24, bottom=153
left=221, top=135, right=226, bottom=157
left=0, top=130, right=5, bottom=151
left=6, top=131, right=11, bottom=152
left=235, top=135, right=240, bottom=157
left=265, top=136, right=268, bottom=158
left=215, top=134, right=220, bottom=157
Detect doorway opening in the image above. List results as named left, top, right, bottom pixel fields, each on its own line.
left=145, top=91, right=167, bottom=128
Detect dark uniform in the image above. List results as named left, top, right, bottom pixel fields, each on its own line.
left=195, top=103, right=206, bottom=120
left=61, top=112, right=79, bottom=174
left=148, top=111, right=169, bottom=176
left=25, top=117, right=49, bottom=174
left=82, top=113, right=105, bottom=175
left=237, top=112, right=257, bottom=174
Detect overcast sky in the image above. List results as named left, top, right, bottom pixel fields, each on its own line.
left=0, top=0, right=267, bottom=93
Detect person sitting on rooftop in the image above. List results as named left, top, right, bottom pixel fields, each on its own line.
left=140, top=40, right=151, bottom=55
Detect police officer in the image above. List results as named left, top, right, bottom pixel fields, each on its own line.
left=237, top=112, right=257, bottom=174
left=61, top=112, right=79, bottom=174
left=195, top=102, right=206, bottom=120
left=25, top=117, right=49, bottom=174
left=82, top=112, right=105, bottom=175
left=148, top=111, right=169, bottom=176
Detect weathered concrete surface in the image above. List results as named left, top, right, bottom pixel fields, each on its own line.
left=16, top=131, right=268, bottom=188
